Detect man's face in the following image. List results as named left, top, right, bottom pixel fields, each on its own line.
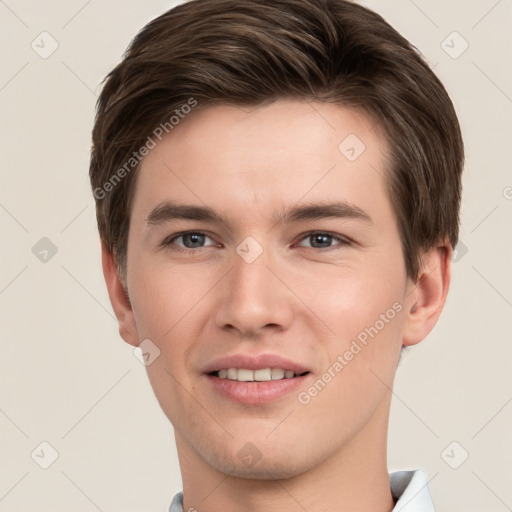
left=125, top=100, right=413, bottom=478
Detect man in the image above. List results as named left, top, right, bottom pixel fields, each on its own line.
left=89, top=1, right=464, bottom=510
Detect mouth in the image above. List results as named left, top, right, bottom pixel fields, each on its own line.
left=202, top=353, right=312, bottom=404
left=205, top=366, right=311, bottom=404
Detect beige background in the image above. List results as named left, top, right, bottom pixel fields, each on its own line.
left=0, top=1, right=511, bottom=511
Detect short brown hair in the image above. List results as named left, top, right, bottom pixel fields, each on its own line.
left=90, top=0, right=464, bottom=282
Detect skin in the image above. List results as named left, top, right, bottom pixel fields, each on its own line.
left=102, top=100, right=451, bottom=512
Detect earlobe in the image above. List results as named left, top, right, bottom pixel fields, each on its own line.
left=101, top=242, right=140, bottom=347
left=402, top=244, right=452, bottom=347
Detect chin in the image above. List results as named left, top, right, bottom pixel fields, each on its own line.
left=215, top=460, right=307, bottom=480
left=201, top=446, right=317, bottom=481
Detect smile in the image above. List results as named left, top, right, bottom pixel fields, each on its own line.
left=212, top=368, right=309, bottom=381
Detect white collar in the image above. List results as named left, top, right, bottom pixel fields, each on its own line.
left=169, top=469, right=434, bottom=511
left=391, top=470, right=435, bottom=511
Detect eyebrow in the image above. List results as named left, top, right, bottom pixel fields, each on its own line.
left=145, top=200, right=372, bottom=227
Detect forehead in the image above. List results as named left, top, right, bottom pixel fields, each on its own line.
left=132, top=99, right=391, bottom=224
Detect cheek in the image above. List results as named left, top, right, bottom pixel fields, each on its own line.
left=298, top=269, right=406, bottom=429
left=128, top=254, right=207, bottom=338
left=306, top=255, right=407, bottom=404
left=127, top=258, right=217, bottom=389
left=313, top=257, right=405, bottom=334
left=127, top=262, right=211, bottom=421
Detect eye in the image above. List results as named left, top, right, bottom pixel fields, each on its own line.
left=163, top=231, right=218, bottom=251
left=296, top=231, right=350, bottom=250
left=161, top=230, right=351, bottom=254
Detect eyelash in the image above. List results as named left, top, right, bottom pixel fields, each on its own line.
left=162, top=230, right=352, bottom=255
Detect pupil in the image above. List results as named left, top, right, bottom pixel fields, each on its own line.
left=184, top=233, right=204, bottom=248
left=312, top=234, right=331, bottom=248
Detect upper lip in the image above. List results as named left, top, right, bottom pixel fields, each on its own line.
left=203, top=353, right=310, bottom=374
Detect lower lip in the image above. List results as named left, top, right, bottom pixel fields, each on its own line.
left=205, top=373, right=311, bottom=404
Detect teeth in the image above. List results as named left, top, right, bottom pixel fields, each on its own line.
left=237, top=368, right=254, bottom=382
left=216, top=368, right=299, bottom=381
left=254, top=368, right=271, bottom=381
left=271, top=368, right=285, bottom=380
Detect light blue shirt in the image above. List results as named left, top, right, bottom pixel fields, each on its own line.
left=169, top=469, right=434, bottom=511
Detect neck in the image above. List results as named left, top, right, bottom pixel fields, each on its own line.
left=176, top=395, right=395, bottom=512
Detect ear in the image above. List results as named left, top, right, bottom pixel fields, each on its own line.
left=402, top=243, right=452, bottom=347
left=101, top=241, right=139, bottom=347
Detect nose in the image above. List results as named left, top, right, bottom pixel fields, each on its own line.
left=213, top=244, right=295, bottom=339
